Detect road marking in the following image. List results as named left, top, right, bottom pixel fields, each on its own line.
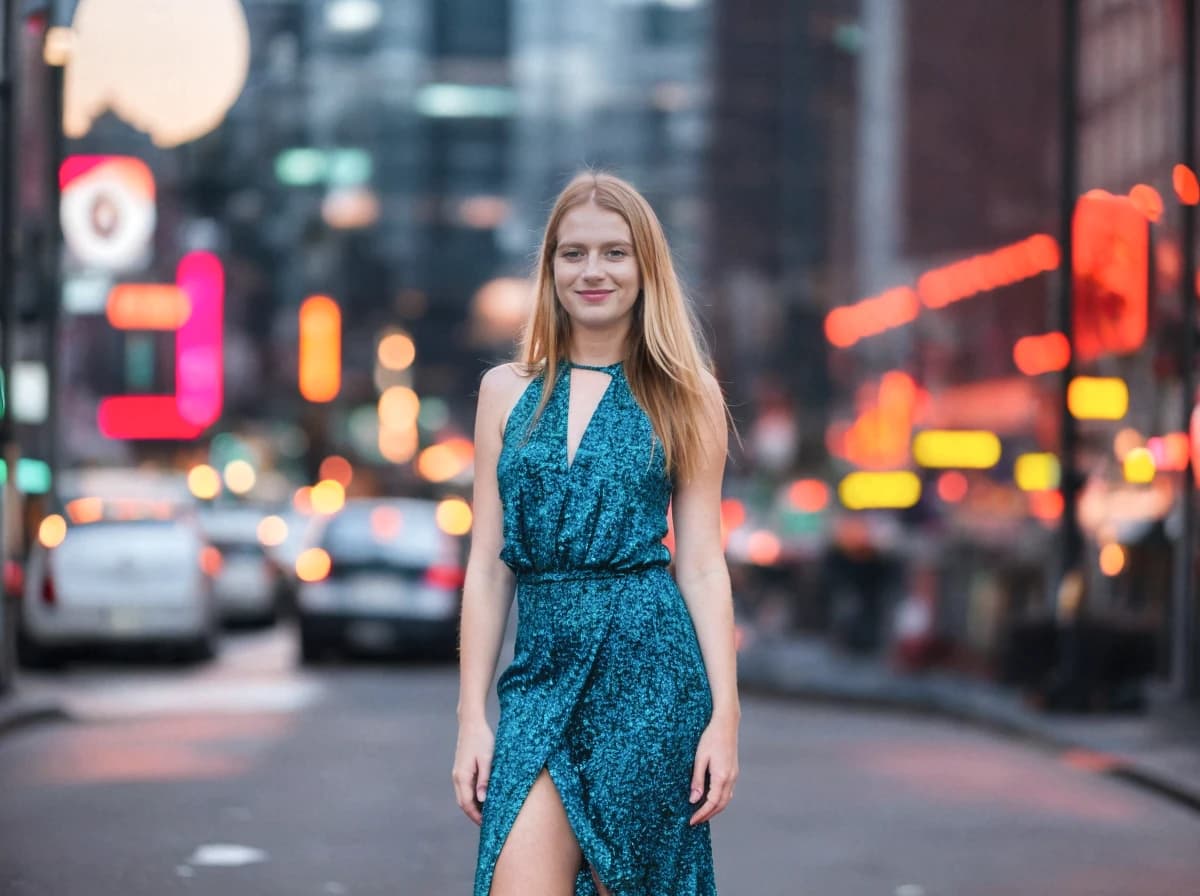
left=188, top=844, right=268, bottom=867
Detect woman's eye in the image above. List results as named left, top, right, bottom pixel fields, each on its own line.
left=561, top=250, right=582, bottom=260
left=607, top=249, right=627, bottom=258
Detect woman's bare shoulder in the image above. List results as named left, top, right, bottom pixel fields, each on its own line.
left=480, top=361, right=539, bottom=398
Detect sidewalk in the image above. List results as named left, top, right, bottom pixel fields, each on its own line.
left=737, top=631, right=1200, bottom=812
left=0, top=689, right=70, bottom=738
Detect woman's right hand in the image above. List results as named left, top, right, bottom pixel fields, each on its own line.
left=452, top=718, right=495, bottom=825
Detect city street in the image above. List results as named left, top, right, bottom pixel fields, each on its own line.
left=0, top=628, right=1197, bottom=896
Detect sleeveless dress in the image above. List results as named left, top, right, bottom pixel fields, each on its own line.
left=473, top=360, right=717, bottom=896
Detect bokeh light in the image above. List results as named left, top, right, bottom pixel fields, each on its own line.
left=436, top=498, right=473, bottom=535
left=187, top=464, right=222, bottom=500
left=1099, top=543, right=1126, bottom=577
left=310, top=479, right=346, bottom=515
left=319, top=455, right=354, bottom=487
left=39, top=514, right=68, bottom=549
left=377, top=332, right=416, bottom=370
left=223, top=459, right=256, bottom=495
left=296, top=547, right=332, bottom=582
left=257, top=515, right=288, bottom=547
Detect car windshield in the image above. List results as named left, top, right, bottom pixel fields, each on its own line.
left=320, top=502, right=445, bottom=565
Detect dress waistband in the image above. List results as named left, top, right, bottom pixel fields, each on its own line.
left=515, top=563, right=667, bottom=586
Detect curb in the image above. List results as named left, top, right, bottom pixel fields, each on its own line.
left=0, top=695, right=71, bottom=739
left=738, top=645, right=1200, bottom=815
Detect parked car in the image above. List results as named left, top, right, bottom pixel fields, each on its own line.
left=19, top=510, right=219, bottom=668
left=198, top=506, right=284, bottom=626
left=295, top=498, right=465, bottom=663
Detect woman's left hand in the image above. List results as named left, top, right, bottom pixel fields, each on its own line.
left=688, top=712, right=739, bottom=826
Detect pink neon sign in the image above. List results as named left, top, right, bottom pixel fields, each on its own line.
left=98, top=251, right=224, bottom=440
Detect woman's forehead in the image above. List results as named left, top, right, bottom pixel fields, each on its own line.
left=556, top=203, right=632, bottom=245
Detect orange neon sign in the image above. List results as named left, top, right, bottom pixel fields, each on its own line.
left=917, top=234, right=1058, bottom=309
left=1013, top=332, right=1070, bottom=376
left=824, top=288, right=918, bottom=348
left=1073, top=191, right=1149, bottom=362
left=106, top=284, right=191, bottom=330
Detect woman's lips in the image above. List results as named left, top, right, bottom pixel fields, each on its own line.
left=578, top=290, right=612, bottom=301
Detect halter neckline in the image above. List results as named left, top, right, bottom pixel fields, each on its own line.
left=566, top=359, right=624, bottom=373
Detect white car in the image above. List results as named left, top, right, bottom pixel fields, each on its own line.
left=19, top=514, right=219, bottom=667
left=198, top=507, right=283, bottom=625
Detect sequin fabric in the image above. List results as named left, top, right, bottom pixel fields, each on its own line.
left=473, top=360, right=717, bottom=896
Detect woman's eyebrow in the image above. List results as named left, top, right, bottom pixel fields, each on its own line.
left=558, top=240, right=634, bottom=249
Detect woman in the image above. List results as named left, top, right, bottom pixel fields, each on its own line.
left=453, top=171, right=739, bottom=896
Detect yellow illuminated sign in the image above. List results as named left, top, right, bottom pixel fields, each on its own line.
left=1068, top=377, right=1129, bottom=420
left=1015, top=453, right=1061, bottom=492
left=838, top=471, right=922, bottom=510
left=912, top=430, right=1001, bottom=469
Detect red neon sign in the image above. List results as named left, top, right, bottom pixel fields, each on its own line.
left=97, top=252, right=224, bottom=440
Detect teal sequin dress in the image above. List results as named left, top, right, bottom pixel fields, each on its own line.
left=473, top=360, right=717, bottom=896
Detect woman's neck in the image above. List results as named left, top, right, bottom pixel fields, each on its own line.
left=567, top=328, right=628, bottom=368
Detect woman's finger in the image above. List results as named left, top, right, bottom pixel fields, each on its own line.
left=689, top=754, right=709, bottom=806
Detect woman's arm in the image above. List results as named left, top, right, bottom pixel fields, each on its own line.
left=671, top=369, right=739, bottom=825
left=453, top=364, right=520, bottom=823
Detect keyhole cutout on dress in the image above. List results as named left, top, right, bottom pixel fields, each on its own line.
left=566, top=368, right=613, bottom=470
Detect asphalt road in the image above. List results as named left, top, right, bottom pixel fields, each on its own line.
left=0, top=627, right=1198, bottom=896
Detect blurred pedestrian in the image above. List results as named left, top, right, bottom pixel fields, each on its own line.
left=453, top=171, right=739, bottom=896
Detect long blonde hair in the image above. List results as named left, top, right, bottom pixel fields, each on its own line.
left=517, top=171, right=723, bottom=482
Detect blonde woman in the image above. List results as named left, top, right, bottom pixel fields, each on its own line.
left=453, top=171, right=739, bottom=896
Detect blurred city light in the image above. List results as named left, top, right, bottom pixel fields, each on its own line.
left=1147, top=433, right=1189, bottom=471
left=38, top=515, right=67, bottom=550
left=65, top=497, right=103, bottom=525
left=838, top=471, right=922, bottom=510
left=1015, top=453, right=1061, bottom=491
left=746, top=530, right=782, bottom=566
left=1073, top=192, right=1149, bottom=361
left=106, top=284, right=190, bottom=330
left=1099, top=543, right=1126, bottom=577
left=187, top=464, right=221, bottom=500
left=912, top=430, right=1002, bottom=469
left=379, top=386, right=420, bottom=427
left=1123, top=447, right=1157, bottom=484
left=836, top=372, right=919, bottom=469
left=0, top=457, right=52, bottom=494
left=43, top=26, right=74, bottom=66
left=824, top=287, right=918, bottom=348
left=326, top=0, right=382, bottom=33
left=310, top=480, right=346, bottom=515
left=787, top=479, right=829, bottom=512
left=12, top=363, right=48, bottom=425
left=200, top=546, right=223, bottom=577
left=1028, top=489, right=1064, bottom=523
left=1112, top=427, right=1144, bottom=461
left=1013, top=332, right=1070, bottom=376
left=296, top=548, right=332, bottom=583
left=257, top=515, right=288, bottom=548
left=59, top=155, right=155, bottom=271
left=223, top=460, right=257, bottom=495
left=720, top=498, right=746, bottom=531
left=319, top=455, right=354, bottom=488
left=63, top=0, right=250, bottom=148
left=293, top=486, right=314, bottom=515
left=1068, top=376, right=1129, bottom=420
left=321, top=187, right=380, bottom=230
left=917, top=234, right=1058, bottom=309
left=1128, top=184, right=1164, bottom=222
left=370, top=506, right=403, bottom=540
left=299, top=296, right=342, bottom=403
left=415, top=84, right=516, bottom=118
left=379, top=426, right=418, bottom=464
left=417, top=438, right=475, bottom=483
left=435, top=498, right=473, bottom=535
left=1173, top=163, right=1200, bottom=205
left=936, top=471, right=969, bottom=503
left=471, top=278, right=533, bottom=345
left=377, top=332, right=416, bottom=371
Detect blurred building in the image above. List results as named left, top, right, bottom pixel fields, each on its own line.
left=504, top=0, right=712, bottom=294
left=705, top=0, right=856, bottom=458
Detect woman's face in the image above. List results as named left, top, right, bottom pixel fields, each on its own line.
left=553, top=202, right=642, bottom=335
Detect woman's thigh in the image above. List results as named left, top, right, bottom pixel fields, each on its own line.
left=491, top=767, right=584, bottom=896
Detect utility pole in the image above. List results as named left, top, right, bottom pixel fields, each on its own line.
left=1051, top=0, right=1083, bottom=708
left=1174, top=0, right=1198, bottom=701
left=0, top=0, right=18, bottom=693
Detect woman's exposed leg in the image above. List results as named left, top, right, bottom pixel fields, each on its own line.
left=491, top=767, right=583, bottom=896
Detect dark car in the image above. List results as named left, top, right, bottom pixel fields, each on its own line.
left=294, top=498, right=465, bottom=663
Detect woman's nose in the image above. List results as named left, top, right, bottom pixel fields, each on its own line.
left=583, top=253, right=604, bottom=278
